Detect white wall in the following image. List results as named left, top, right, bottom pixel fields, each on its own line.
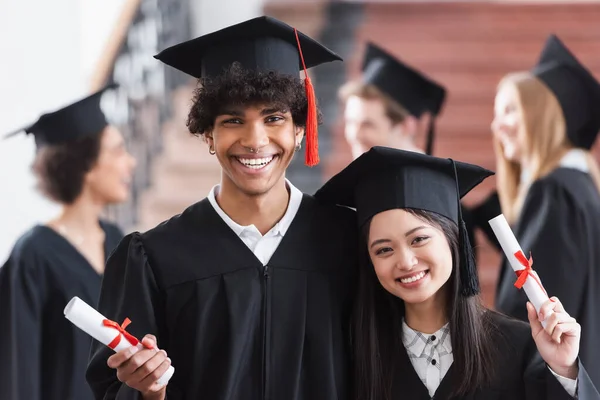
left=0, top=0, right=125, bottom=263
left=190, top=0, right=266, bottom=37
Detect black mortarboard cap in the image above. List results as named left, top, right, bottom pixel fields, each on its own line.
left=315, top=146, right=494, bottom=296
left=154, top=16, right=342, bottom=80
left=531, top=34, right=600, bottom=150
left=4, top=84, right=117, bottom=148
left=154, top=16, right=342, bottom=167
left=361, top=43, right=446, bottom=155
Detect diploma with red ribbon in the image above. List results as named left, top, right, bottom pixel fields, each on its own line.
left=64, top=296, right=175, bottom=386
left=488, top=214, right=552, bottom=327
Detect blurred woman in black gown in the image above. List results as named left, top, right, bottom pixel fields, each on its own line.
left=0, top=85, right=136, bottom=400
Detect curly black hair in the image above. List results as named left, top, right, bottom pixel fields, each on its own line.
left=31, top=132, right=103, bottom=204
left=187, top=62, right=322, bottom=136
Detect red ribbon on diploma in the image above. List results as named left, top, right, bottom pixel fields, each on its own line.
left=513, top=251, right=548, bottom=296
left=103, top=318, right=152, bottom=350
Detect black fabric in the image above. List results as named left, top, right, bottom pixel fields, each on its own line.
left=4, top=84, right=117, bottom=148
left=469, top=191, right=502, bottom=251
left=361, top=42, right=445, bottom=118
left=314, top=146, right=494, bottom=227
left=495, top=168, right=600, bottom=388
left=154, top=16, right=342, bottom=80
left=86, top=195, right=358, bottom=400
left=532, top=35, right=600, bottom=150
left=389, top=312, right=599, bottom=399
left=0, top=220, right=124, bottom=400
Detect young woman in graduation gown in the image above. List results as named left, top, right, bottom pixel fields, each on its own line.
left=315, top=146, right=600, bottom=400
left=492, top=34, right=600, bottom=387
left=86, top=17, right=357, bottom=400
left=0, top=85, right=136, bottom=400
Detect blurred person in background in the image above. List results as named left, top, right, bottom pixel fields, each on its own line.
left=0, top=84, right=136, bottom=400
left=492, top=34, right=600, bottom=387
left=338, top=42, right=496, bottom=260
left=339, top=42, right=444, bottom=159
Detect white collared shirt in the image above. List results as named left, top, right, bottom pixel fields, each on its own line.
left=402, top=321, right=453, bottom=397
left=402, top=321, right=578, bottom=398
left=207, top=179, right=303, bottom=265
left=520, top=148, right=589, bottom=185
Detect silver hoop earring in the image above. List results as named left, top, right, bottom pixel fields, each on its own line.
left=209, top=146, right=216, bottom=155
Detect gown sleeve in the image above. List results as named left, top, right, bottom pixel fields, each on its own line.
left=0, top=243, right=48, bottom=400
left=523, top=338, right=600, bottom=400
left=508, top=178, right=587, bottom=321
left=86, top=232, right=165, bottom=400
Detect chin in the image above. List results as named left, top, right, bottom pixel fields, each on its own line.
left=104, top=191, right=129, bottom=205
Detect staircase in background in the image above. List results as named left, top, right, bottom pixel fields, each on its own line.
left=136, top=86, right=221, bottom=231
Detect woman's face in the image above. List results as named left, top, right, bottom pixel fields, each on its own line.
left=492, top=83, right=525, bottom=163
left=84, top=126, right=136, bottom=204
left=367, top=209, right=453, bottom=305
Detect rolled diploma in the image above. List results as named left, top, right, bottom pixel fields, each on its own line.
left=488, top=214, right=552, bottom=327
left=64, top=296, right=174, bottom=386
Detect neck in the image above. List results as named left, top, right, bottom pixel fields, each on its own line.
left=404, top=288, right=447, bottom=334
left=53, top=195, right=105, bottom=231
left=217, top=176, right=290, bottom=235
left=393, top=136, right=423, bottom=154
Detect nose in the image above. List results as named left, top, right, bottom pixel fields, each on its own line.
left=240, top=122, right=269, bottom=150
left=128, top=152, right=137, bottom=169
left=394, top=247, right=418, bottom=271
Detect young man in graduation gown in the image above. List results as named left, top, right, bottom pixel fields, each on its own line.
left=85, top=16, right=358, bottom=400
left=339, top=42, right=444, bottom=159
left=338, top=42, right=492, bottom=252
left=495, top=35, right=600, bottom=388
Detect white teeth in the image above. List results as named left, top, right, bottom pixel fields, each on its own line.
left=400, top=271, right=427, bottom=284
left=237, top=156, right=274, bottom=169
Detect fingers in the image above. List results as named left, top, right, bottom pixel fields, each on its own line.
left=539, top=297, right=565, bottom=320
left=527, top=302, right=543, bottom=337
left=543, top=310, right=579, bottom=343
left=116, top=348, right=163, bottom=383
left=551, top=322, right=580, bottom=344
left=141, top=334, right=158, bottom=350
left=127, top=350, right=169, bottom=384
left=108, top=345, right=140, bottom=369
left=138, top=354, right=172, bottom=390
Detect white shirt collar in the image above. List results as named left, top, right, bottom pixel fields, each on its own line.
left=207, top=179, right=303, bottom=238
left=521, top=148, right=589, bottom=185
left=559, top=148, right=589, bottom=172
left=402, top=320, right=452, bottom=357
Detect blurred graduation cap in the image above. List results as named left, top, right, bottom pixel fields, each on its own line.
left=154, top=16, right=343, bottom=167
left=315, top=146, right=494, bottom=297
left=4, top=84, right=117, bottom=149
left=532, top=34, right=600, bottom=150
left=361, top=42, right=446, bottom=156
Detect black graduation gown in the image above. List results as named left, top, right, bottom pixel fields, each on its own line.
left=462, top=191, right=502, bottom=255
left=470, top=191, right=502, bottom=251
left=390, top=312, right=600, bottom=400
left=495, top=168, right=600, bottom=388
left=86, top=195, right=358, bottom=400
left=0, top=220, right=124, bottom=400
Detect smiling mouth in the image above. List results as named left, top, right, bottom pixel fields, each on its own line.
left=235, top=155, right=276, bottom=170
left=397, top=270, right=429, bottom=284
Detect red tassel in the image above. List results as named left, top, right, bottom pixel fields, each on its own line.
left=294, top=28, right=319, bottom=167
left=304, top=75, right=319, bottom=167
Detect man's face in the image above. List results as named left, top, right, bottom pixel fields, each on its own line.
left=206, top=104, right=303, bottom=197
left=344, top=95, right=394, bottom=159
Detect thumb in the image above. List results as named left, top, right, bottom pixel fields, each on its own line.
left=141, top=334, right=158, bottom=350
left=527, top=302, right=542, bottom=337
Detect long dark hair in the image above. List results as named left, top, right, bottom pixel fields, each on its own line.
left=352, top=208, right=497, bottom=400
